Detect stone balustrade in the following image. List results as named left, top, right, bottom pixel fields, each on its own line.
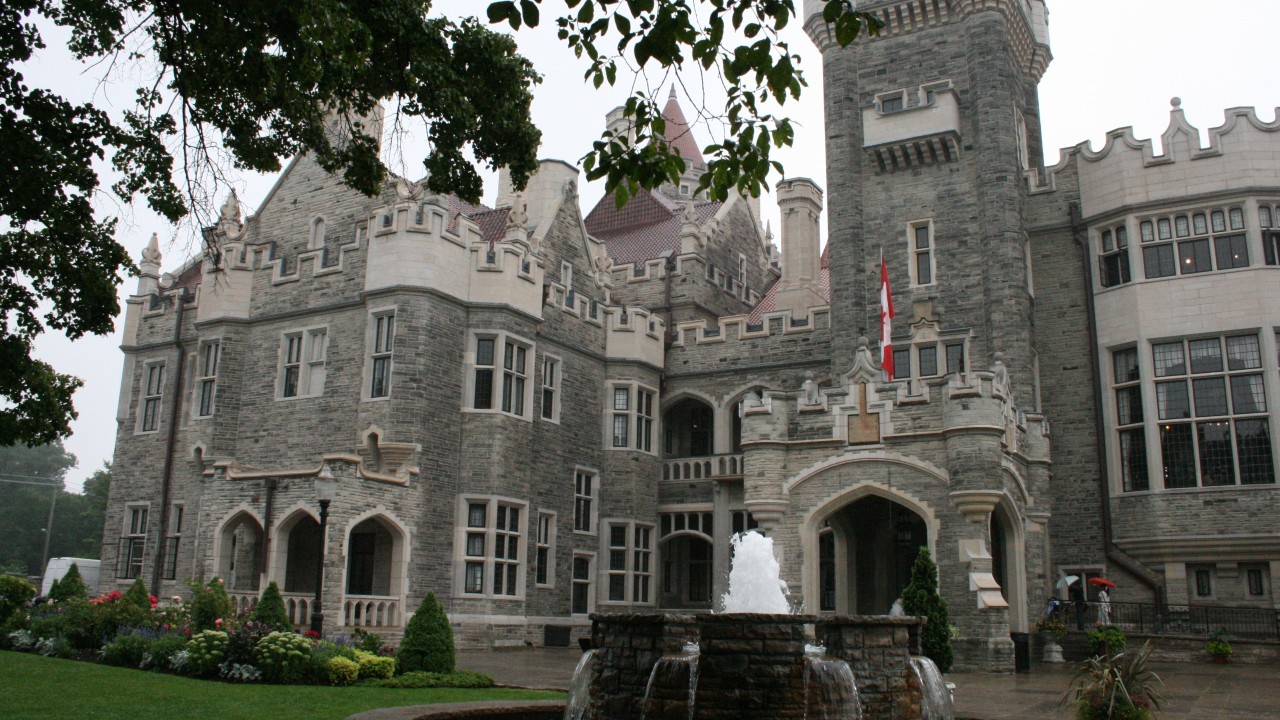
left=661, top=454, right=743, bottom=481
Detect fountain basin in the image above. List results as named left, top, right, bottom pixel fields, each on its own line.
left=578, top=613, right=942, bottom=720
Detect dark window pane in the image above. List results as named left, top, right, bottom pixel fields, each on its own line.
left=1160, top=423, right=1197, bottom=488
left=1143, top=245, right=1176, bottom=278
left=610, top=525, right=627, bottom=547
left=466, top=533, right=485, bottom=557
left=1119, top=428, right=1149, bottom=492
left=1226, top=335, right=1262, bottom=370
left=914, top=225, right=930, bottom=249
left=1230, top=375, right=1266, bottom=414
left=893, top=349, right=911, bottom=378
left=916, top=252, right=932, bottom=285
left=1192, top=377, right=1228, bottom=417
left=1116, top=386, right=1144, bottom=425
left=465, top=562, right=484, bottom=593
left=1153, top=342, right=1185, bottom=377
left=1197, top=421, right=1235, bottom=486
left=918, top=347, right=938, bottom=377
left=1214, top=234, right=1249, bottom=269
left=1156, top=381, right=1190, bottom=420
left=474, top=369, right=493, bottom=409
left=283, top=366, right=299, bottom=398
left=608, top=575, right=625, bottom=601
left=476, top=338, right=494, bottom=366
left=1237, top=419, right=1275, bottom=485
left=1188, top=339, right=1222, bottom=374
left=1195, top=570, right=1212, bottom=597
left=946, top=344, right=966, bottom=374
left=468, top=504, right=486, bottom=528
left=1177, top=238, right=1212, bottom=274
left=1113, top=348, right=1140, bottom=384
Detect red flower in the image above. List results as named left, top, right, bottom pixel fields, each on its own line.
left=304, top=630, right=321, bottom=639
left=149, top=594, right=158, bottom=609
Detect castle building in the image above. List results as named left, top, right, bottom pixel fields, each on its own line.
left=102, top=0, right=1280, bottom=671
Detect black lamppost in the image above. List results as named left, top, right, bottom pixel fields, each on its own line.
left=311, top=466, right=339, bottom=635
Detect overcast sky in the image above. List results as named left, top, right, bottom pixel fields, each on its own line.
left=27, top=1, right=1280, bottom=492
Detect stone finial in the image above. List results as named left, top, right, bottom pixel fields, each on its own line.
left=1171, top=96, right=1182, bottom=109
left=801, top=371, right=820, bottom=405
left=679, top=199, right=703, bottom=253
left=857, top=335, right=869, bottom=351
left=220, top=191, right=240, bottom=224
left=504, top=193, right=529, bottom=242
left=992, top=352, right=1009, bottom=390
left=764, top=220, right=774, bottom=242
left=142, top=232, right=162, bottom=265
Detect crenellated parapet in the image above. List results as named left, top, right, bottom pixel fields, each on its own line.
left=804, top=0, right=1050, bottom=81
left=1030, top=101, right=1280, bottom=215
left=601, top=304, right=665, bottom=368
left=670, top=305, right=829, bottom=346
left=608, top=251, right=766, bottom=307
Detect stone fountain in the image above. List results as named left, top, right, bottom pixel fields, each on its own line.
left=565, top=532, right=953, bottom=720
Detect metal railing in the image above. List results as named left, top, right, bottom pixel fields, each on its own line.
left=1103, top=601, right=1280, bottom=640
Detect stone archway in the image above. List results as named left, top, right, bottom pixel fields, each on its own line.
left=342, top=513, right=408, bottom=630
left=990, top=501, right=1029, bottom=632
left=214, top=510, right=264, bottom=594
left=819, top=495, right=928, bottom=615
left=663, top=397, right=715, bottom=458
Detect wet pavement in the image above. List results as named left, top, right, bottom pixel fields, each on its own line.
left=452, top=647, right=1280, bottom=719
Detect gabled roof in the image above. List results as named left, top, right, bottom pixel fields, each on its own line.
left=747, top=244, right=831, bottom=324
left=662, top=87, right=705, bottom=167
left=585, top=188, right=721, bottom=266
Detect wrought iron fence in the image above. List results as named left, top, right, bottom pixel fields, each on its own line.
left=1104, top=601, right=1280, bottom=640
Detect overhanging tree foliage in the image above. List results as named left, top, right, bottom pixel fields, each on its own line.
left=1, top=1, right=877, bottom=447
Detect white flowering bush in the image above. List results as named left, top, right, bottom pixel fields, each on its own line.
left=253, top=631, right=315, bottom=684
left=185, top=630, right=230, bottom=677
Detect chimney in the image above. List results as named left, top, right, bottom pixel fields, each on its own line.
left=496, top=159, right=580, bottom=234
left=773, top=178, right=826, bottom=315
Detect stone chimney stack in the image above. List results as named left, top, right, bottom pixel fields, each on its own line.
left=136, top=233, right=163, bottom=296
left=496, top=159, right=580, bottom=235
left=773, top=178, right=826, bottom=315
left=605, top=106, right=634, bottom=143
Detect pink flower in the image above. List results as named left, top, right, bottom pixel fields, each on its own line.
left=171, top=595, right=183, bottom=604
left=214, top=618, right=224, bottom=627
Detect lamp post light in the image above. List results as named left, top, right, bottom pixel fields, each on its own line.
left=311, top=465, right=340, bottom=636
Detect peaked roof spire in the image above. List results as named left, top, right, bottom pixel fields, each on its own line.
left=661, top=86, right=704, bottom=166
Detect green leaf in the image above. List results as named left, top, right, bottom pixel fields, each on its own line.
left=520, top=0, right=540, bottom=27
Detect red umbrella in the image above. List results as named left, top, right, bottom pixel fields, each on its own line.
left=1089, top=578, right=1116, bottom=588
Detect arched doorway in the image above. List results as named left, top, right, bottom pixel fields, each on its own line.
left=282, top=514, right=321, bottom=594
left=216, top=511, right=264, bottom=594
left=344, top=515, right=406, bottom=629
left=821, top=496, right=928, bottom=615
left=990, top=502, right=1028, bottom=631
left=664, top=398, right=715, bottom=458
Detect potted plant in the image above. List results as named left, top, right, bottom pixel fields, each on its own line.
left=1086, top=625, right=1126, bottom=657
left=1062, top=639, right=1163, bottom=720
left=1036, top=616, right=1069, bottom=663
left=1205, top=627, right=1233, bottom=664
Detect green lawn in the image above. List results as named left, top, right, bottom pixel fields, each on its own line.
left=0, top=651, right=564, bottom=720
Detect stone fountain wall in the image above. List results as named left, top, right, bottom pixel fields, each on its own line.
left=588, top=613, right=930, bottom=720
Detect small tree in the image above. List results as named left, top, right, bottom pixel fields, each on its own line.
left=188, top=578, right=234, bottom=632
left=901, top=547, right=953, bottom=673
left=48, top=563, right=87, bottom=602
left=397, top=592, right=455, bottom=674
left=254, top=581, right=291, bottom=630
left=123, top=578, right=150, bottom=610
left=0, top=575, right=36, bottom=624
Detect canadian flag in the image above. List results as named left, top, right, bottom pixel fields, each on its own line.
left=880, top=252, right=895, bottom=380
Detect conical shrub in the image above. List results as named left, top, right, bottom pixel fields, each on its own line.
left=396, top=592, right=454, bottom=674
left=254, top=581, right=291, bottom=629
left=123, top=578, right=150, bottom=609
left=49, top=563, right=87, bottom=602
left=901, top=547, right=954, bottom=673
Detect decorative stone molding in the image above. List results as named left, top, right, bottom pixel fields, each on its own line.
left=949, top=490, right=1004, bottom=523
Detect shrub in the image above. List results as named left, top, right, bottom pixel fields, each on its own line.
left=328, top=655, right=360, bottom=686
left=363, top=670, right=495, bottom=689
left=57, top=595, right=149, bottom=651
left=1063, top=639, right=1162, bottom=720
left=1036, top=616, right=1069, bottom=642
left=253, top=582, right=291, bottom=630
left=353, top=628, right=387, bottom=655
left=901, top=547, right=953, bottom=673
left=48, top=564, right=87, bottom=602
left=1087, top=626, right=1127, bottom=656
left=253, top=631, right=315, bottom=684
left=103, top=633, right=154, bottom=668
left=1205, top=628, right=1233, bottom=659
left=355, top=649, right=396, bottom=679
left=308, top=639, right=358, bottom=684
left=225, top=619, right=275, bottom=666
left=220, top=662, right=263, bottom=682
left=397, top=592, right=454, bottom=674
left=188, top=578, right=233, bottom=633
left=123, top=578, right=151, bottom=610
left=144, top=633, right=190, bottom=670
left=0, top=575, right=36, bottom=625
left=186, top=630, right=230, bottom=677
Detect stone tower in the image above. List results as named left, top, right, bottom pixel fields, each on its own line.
left=807, top=0, right=1050, bottom=407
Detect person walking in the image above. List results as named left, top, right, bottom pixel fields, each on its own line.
left=1097, top=587, right=1112, bottom=625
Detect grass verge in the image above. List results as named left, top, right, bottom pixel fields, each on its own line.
left=0, top=651, right=563, bottom=720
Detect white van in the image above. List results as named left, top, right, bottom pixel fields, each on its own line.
left=40, top=557, right=101, bottom=596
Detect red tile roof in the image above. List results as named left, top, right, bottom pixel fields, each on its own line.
left=747, top=245, right=831, bottom=324
left=585, top=188, right=722, bottom=266
left=662, top=88, right=705, bottom=167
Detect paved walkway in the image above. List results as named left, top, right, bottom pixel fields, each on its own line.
left=453, top=648, right=1280, bottom=719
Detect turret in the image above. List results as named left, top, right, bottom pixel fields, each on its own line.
left=136, top=233, right=162, bottom=296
